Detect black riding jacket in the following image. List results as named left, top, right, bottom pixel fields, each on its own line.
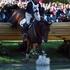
left=25, top=2, right=44, bottom=16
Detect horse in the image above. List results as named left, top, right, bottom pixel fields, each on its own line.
left=9, top=8, right=51, bottom=57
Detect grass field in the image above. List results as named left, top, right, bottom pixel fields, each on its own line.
left=0, top=40, right=64, bottom=63
left=0, top=40, right=63, bottom=47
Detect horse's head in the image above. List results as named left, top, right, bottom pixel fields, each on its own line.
left=33, top=3, right=41, bottom=21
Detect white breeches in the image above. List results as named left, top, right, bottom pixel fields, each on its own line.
left=25, top=12, right=32, bottom=25
left=19, top=12, right=32, bottom=27
left=19, top=11, right=41, bottom=27
left=19, top=18, right=26, bottom=27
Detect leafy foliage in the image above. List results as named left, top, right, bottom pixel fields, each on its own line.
left=45, top=0, right=69, bottom=3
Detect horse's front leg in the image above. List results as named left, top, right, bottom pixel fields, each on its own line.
left=29, top=43, right=39, bottom=58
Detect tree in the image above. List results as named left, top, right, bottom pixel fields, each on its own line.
left=45, top=0, right=69, bottom=3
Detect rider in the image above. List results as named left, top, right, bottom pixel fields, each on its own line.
left=20, top=0, right=42, bottom=34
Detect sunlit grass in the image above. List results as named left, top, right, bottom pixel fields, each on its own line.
left=0, top=56, right=20, bottom=63
left=0, top=40, right=63, bottom=48
left=0, top=40, right=64, bottom=63
left=42, top=40, right=63, bottom=48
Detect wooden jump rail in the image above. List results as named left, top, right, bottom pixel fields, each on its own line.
left=0, top=22, right=70, bottom=40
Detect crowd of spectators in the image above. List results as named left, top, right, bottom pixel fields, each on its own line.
left=0, top=1, right=70, bottom=22
left=41, top=2, right=70, bottom=22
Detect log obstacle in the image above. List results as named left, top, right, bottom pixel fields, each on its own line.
left=0, top=22, right=70, bottom=40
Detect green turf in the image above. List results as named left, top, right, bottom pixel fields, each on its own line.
left=42, top=40, right=63, bottom=48
left=0, top=40, right=63, bottom=48
left=0, top=56, right=20, bottom=63
left=0, top=40, right=64, bottom=63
